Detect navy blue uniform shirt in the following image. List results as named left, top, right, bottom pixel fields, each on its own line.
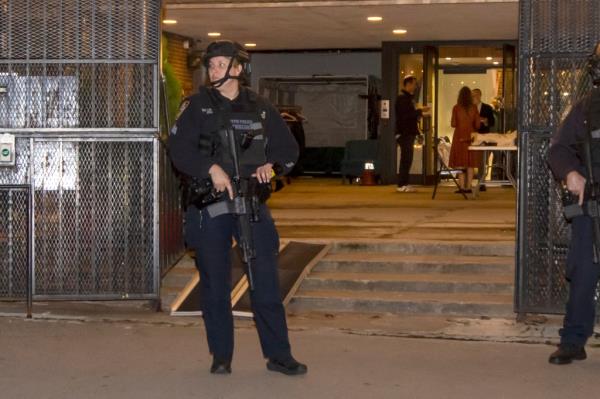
left=548, top=98, right=588, bottom=181
left=168, top=86, right=299, bottom=180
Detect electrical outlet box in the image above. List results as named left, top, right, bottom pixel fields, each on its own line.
left=0, top=134, right=16, bottom=166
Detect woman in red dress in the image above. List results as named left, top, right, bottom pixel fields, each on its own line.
left=449, top=86, right=481, bottom=193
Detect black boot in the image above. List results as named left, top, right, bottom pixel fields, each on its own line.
left=210, top=356, right=232, bottom=374
left=266, top=354, right=307, bottom=376
left=548, top=344, right=587, bottom=365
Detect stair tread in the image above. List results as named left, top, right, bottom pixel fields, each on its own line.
left=323, top=253, right=514, bottom=264
left=306, top=271, right=513, bottom=284
left=294, top=290, right=514, bottom=305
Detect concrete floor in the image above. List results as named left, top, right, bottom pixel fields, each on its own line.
left=269, top=179, right=516, bottom=242
left=1, top=316, right=598, bottom=399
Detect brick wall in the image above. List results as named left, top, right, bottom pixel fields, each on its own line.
left=164, top=32, right=195, bottom=96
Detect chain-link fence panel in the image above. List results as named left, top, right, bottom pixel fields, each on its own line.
left=31, top=139, right=156, bottom=298
left=517, top=0, right=600, bottom=314
left=0, top=186, right=29, bottom=298
left=0, top=0, right=159, bottom=61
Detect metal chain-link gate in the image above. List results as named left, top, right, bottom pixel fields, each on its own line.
left=0, top=0, right=183, bottom=303
left=516, top=0, right=600, bottom=314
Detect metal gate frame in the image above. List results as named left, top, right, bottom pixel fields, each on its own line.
left=0, top=1, right=184, bottom=305
left=516, top=0, right=600, bottom=314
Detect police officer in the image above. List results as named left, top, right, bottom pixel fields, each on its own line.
left=168, top=40, right=307, bottom=375
left=548, top=43, right=600, bottom=365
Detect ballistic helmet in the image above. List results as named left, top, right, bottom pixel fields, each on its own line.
left=588, top=42, right=600, bottom=86
left=203, top=40, right=250, bottom=68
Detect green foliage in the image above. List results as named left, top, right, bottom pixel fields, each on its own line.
left=160, top=34, right=183, bottom=137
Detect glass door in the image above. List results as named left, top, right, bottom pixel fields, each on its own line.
left=396, top=47, right=438, bottom=184
left=502, top=44, right=517, bottom=132
left=422, top=46, right=438, bottom=183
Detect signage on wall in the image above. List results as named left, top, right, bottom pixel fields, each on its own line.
left=380, top=99, right=390, bottom=119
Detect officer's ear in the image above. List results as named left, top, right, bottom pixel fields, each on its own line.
left=230, top=59, right=243, bottom=77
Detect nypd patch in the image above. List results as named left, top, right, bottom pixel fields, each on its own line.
left=175, top=100, right=190, bottom=120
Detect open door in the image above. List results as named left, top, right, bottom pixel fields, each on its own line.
left=502, top=44, right=517, bottom=132
left=422, top=46, right=438, bottom=184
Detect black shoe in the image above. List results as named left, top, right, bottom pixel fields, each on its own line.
left=464, top=189, right=473, bottom=194
left=479, top=184, right=487, bottom=192
left=454, top=189, right=465, bottom=194
left=210, top=357, right=232, bottom=374
left=548, top=344, right=587, bottom=365
left=267, top=355, right=307, bottom=376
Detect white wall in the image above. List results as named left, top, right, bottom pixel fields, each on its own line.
left=437, top=69, right=499, bottom=139
left=249, top=52, right=381, bottom=89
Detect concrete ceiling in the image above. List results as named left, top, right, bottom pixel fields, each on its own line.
left=164, top=0, right=519, bottom=51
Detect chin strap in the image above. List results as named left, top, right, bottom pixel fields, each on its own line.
left=210, top=58, right=244, bottom=88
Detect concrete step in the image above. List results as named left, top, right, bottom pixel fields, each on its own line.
left=301, top=272, right=514, bottom=294
left=160, top=255, right=198, bottom=313
left=289, top=290, right=514, bottom=317
left=330, top=240, right=515, bottom=257
left=316, top=253, right=514, bottom=275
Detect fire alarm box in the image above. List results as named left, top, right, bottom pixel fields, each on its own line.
left=0, top=133, right=16, bottom=166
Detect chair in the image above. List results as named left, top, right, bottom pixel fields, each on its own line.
left=432, top=137, right=468, bottom=200
left=340, top=139, right=379, bottom=184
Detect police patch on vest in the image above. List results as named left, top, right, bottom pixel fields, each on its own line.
left=176, top=100, right=190, bottom=120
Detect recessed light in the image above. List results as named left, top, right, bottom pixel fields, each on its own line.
left=486, top=56, right=493, bottom=61
left=208, top=32, right=221, bottom=37
left=445, top=57, right=452, bottom=61
left=493, top=61, right=500, bottom=65
left=393, top=29, right=407, bottom=35
left=163, top=19, right=177, bottom=25
left=245, top=43, right=257, bottom=48
left=367, top=16, right=383, bottom=22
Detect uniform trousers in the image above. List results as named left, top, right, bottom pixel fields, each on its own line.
left=397, top=134, right=416, bottom=187
left=560, top=215, right=600, bottom=346
left=185, top=203, right=292, bottom=360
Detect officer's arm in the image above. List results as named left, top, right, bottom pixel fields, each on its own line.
left=548, top=101, right=586, bottom=181
left=265, top=105, right=299, bottom=175
left=168, top=98, right=216, bottom=179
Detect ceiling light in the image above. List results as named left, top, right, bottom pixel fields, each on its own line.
left=245, top=43, right=257, bottom=48
left=208, top=32, right=221, bottom=37
left=445, top=57, right=452, bottom=61
left=493, top=61, right=500, bottom=65
left=162, top=19, right=177, bottom=25
left=486, top=56, right=493, bottom=61
left=393, top=29, right=407, bottom=35
left=367, top=16, right=383, bottom=22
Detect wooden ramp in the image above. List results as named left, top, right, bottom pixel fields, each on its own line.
left=170, top=241, right=329, bottom=317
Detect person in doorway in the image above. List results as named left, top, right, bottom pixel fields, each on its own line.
left=168, top=40, right=306, bottom=376
left=472, top=89, right=495, bottom=134
left=546, top=43, right=600, bottom=365
left=472, top=88, right=497, bottom=191
left=449, top=86, right=481, bottom=193
left=395, top=76, right=429, bottom=193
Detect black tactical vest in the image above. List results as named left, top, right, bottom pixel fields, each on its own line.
left=584, top=88, right=600, bottom=174
left=209, top=89, right=268, bottom=178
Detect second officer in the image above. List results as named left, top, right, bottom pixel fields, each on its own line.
left=168, top=40, right=307, bottom=376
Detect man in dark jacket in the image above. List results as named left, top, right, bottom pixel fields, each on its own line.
left=473, top=88, right=497, bottom=187
left=472, top=89, right=495, bottom=133
left=395, top=76, right=429, bottom=192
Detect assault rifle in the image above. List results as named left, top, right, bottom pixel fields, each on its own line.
left=203, top=126, right=260, bottom=290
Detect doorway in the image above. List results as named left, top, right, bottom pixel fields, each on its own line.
left=379, top=41, right=517, bottom=185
